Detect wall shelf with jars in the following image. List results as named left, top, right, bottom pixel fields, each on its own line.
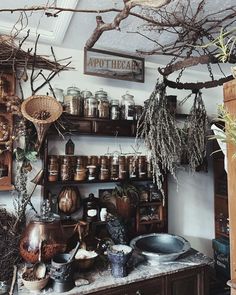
left=42, top=139, right=168, bottom=237
left=42, top=86, right=168, bottom=236
left=46, top=153, right=153, bottom=185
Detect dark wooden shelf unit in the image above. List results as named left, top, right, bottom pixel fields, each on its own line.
left=43, top=116, right=168, bottom=236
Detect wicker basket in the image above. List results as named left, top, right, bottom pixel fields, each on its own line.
left=21, top=95, right=63, bottom=150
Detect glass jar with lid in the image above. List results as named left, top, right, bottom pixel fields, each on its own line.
left=110, top=155, right=119, bottom=180
left=64, top=86, right=83, bottom=116
left=60, top=156, right=71, bottom=181
left=99, top=156, right=110, bottom=180
left=74, top=156, right=87, bottom=181
left=51, top=87, right=64, bottom=103
left=121, top=91, right=135, bottom=120
left=110, top=99, right=120, bottom=120
left=84, top=95, right=98, bottom=118
left=95, top=89, right=110, bottom=119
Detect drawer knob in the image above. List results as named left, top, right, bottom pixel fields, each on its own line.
left=136, top=291, right=142, bottom=295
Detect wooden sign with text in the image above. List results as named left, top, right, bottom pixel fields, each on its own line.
left=84, top=48, right=145, bottom=83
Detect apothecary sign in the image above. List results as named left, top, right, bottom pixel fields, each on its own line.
left=84, top=48, right=145, bottom=83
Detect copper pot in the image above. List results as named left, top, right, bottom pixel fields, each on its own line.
left=19, top=214, right=67, bottom=263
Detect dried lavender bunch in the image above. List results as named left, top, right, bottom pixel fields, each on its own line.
left=186, top=91, right=208, bottom=172
left=136, top=79, right=182, bottom=202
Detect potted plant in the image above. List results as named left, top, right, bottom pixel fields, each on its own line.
left=112, top=183, right=139, bottom=220
left=211, top=105, right=236, bottom=153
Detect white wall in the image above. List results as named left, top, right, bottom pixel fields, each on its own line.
left=0, top=43, right=229, bottom=257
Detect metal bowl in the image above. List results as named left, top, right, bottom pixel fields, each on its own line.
left=130, top=233, right=191, bottom=264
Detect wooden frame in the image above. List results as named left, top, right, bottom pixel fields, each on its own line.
left=223, top=79, right=236, bottom=294
left=0, top=71, right=16, bottom=190
left=0, top=111, right=14, bottom=190
left=84, top=48, right=145, bottom=83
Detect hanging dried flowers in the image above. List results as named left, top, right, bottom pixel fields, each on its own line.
left=136, top=79, right=182, bottom=202
left=186, top=91, right=208, bottom=172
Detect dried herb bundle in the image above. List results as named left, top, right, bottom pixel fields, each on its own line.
left=0, top=208, right=22, bottom=282
left=186, top=91, right=208, bottom=171
left=136, top=79, right=182, bottom=201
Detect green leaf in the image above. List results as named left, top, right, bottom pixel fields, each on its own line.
left=25, top=151, right=38, bottom=162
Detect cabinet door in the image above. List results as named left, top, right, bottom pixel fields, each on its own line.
left=166, top=268, right=206, bottom=295
left=91, top=277, right=164, bottom=295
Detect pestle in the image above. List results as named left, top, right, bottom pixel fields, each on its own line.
left=33, top=240, right=46, bottom=279
left=68, top=241, right=80, bottom=264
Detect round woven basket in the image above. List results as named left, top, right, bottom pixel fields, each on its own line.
left=21, top=95, right=63, bottom=124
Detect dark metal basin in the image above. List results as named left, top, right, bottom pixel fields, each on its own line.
left=130, top=233, right=191, bottom=264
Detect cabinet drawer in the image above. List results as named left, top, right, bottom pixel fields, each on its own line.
left=63, top=119, right=92, bottom=133
left=91, top=277, right=164, bottom=295
left=94, top=120, right=134, bottom=136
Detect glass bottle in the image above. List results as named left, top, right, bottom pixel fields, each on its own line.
left=110, top=99, right=120, bottom=120
left=110, top=155, right=119, bottom=180
left=121, top=91, right=135, bottom=120
left=118, top=156, right=127, bottom=180
left=138, top=155, right=147, bottom=179
left=128, top=156, right=138, bottom=178
left=48, top=155, right=59, bottom=182
left=95, top=89, right=110, bottom=119
left=60, top=156, right=71, bottom=181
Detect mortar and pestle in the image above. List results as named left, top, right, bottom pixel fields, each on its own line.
left=107, top=244, right=133, bottom=278
left=50, top=241, right=80, bottom=293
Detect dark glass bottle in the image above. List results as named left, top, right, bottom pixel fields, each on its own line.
left=84, top=193, right=99, bottom=222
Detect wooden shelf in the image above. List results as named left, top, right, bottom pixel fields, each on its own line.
left=45, top=178, right=153, bottom=186
left=139, top=219, right=162, bottom=225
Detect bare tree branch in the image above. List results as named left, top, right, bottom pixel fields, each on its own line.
left=85, top=0, right=171, bottom=48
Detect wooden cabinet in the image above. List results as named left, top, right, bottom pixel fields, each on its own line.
left=212, top=140, right=229, bottom=239
left=88, top=266, right=208, bottom=295
left=223, top=79, right=236, bottom=294
left=166, top=267, right=206, bottom=295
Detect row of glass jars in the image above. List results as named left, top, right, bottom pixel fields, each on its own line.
left=54, top=86, right=143, bottom=120
left=48, top=155, right=152, bottom=182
